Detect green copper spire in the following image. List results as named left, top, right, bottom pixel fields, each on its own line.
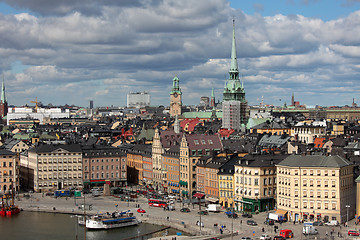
left=211, top=88, right=214, bottom=98
left=230, top=19, right=239, bottom=75
left=170, top=76, right=182, bottom=95
left=1, top=75, right=6, bottom=103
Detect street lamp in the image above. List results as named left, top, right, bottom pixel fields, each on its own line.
left=71, top=215, right=81, bottom=240
left=346, top=205, right=350, bottom=225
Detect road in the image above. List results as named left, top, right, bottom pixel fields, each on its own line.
left=16, top=192, right=356, bottom=239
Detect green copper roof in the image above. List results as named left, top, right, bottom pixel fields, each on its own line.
left=230, top=19, right=238, bottom=73
left=1, top=75, right=6, bottom=103
left=170, top=76, right=182, bottom=94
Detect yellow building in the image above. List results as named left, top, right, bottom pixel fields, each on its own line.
left=0, top=150, right=19, bottom=192
left=277, top=155, right=355, bottom=223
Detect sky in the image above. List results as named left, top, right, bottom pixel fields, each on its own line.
left=0, top=0, right=360, bottom=108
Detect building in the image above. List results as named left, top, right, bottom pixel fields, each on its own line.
left=163, top=146, right=180, bottom=194
left=127, top=91, right=151, bottom=108
left=222, top=20, right=248, bottom=130
left=276, top=155, right=355, bottom=223
left=0, top=77, right=8, bottom=119
left=179, top=134, right=222, bottom=198
left=234, top=154, right=285, bottom=213
left=89, top=100, right=94, bottom=109
left=170, top=76, right=182, bottom=116
left=24, top=144, right=83, bottom=192
left=7, top=107, right=70, bottom=125
left=0, top=150, right=19, bottom=193
left=200, top=96, right=210, bottom=107
left=291, top=125, right=326, bottom=144
left=82, top=146, right=127, bottom=188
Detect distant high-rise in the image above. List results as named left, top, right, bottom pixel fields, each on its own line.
left=89, top=100, right=94, bottom=109
left=127, top=91, right=151, bottom=108
left=222, top=20, right=248, bottom=130
left=0, top=76, right=8, bottom=119
left=170, top=76, right=182, bottom=116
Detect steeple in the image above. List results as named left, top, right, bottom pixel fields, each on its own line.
left=1, top=75, right=6, bottom=104
left=229, top=19, right=239, bottom=80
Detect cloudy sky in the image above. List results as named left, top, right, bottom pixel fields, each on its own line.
left=0, top=0, right=360, bottom=108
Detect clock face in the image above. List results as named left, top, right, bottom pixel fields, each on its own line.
left=174, top=93, right=178, bottom=98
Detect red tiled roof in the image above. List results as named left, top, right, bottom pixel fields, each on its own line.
left=186, top=134, right=222, bottom=150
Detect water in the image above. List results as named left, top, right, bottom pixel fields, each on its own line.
left=0, top=211, right=186, bottom=240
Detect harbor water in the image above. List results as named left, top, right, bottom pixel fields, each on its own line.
left=0, top=211, right=186, bottom=240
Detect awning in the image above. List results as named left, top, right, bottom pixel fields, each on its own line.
left=206, top=196, right=219, bottom=202
left=275, top=209, right=288, bottom=215
left=193, top=193, right=205, bottom=199
left=235, top=199, right=253, bottom=205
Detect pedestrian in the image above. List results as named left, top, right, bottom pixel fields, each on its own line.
left=220, top=228, right=223, bottom=234
left=262, top=227, right=265, bottom=232
left=338, top=232, right=340, bottom=237
left=326, top=231, right=328, bottom=236
left=240, top=220, right=242, bottom=225
left=293, top=220, right=295, bottom=224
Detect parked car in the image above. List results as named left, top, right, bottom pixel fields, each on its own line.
left=273, top=236, right=286, bottom=240
left=241, top=237, right=252, bottom=240
left=247, top=220, right=258, bottom=226
left=137, top=208, right=146, bottom=213
left=227, top=213, right=238, bottom=218
left=312, top=221, right=323, bottom=226
left=264, top=218, right=275, bottom=225
left=348, top=230, right=360, bottom=236
left=242, top=213, right=253, bottom=218
left=279, top=229, right=294, bottom=238
left=325, top=220, right=339, bottom=226
left=260, top=234, right=272, bottom=240
left=180, top=208, right=190, bottom=212
left=198, top=210, right=208, bottom=215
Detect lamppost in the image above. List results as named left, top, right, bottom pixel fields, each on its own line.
left=346, top=205, right=350, bottom=225
left=71, top=215, right=80, bottom=240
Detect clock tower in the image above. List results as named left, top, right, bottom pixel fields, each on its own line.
left=170, top=76, right=182, bottom=117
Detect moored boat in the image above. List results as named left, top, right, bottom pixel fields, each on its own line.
left=81, top=210, right=141, bottom=230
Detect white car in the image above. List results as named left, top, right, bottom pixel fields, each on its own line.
left=260, top=234, right=272, bottom=240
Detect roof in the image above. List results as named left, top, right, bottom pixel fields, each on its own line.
left=186, top=134, right=222, bottom=151
left=29, top=144, right=82, bottom=153
left=313, top=137, right=326, bottom=148
left=258, top=134, right=290, bottom=148
left=277, top=155, right=352, bottom=168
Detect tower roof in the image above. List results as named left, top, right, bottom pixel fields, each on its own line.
left=230, top=19, right=239, bottom=73
left=1, top=75, right=6, bottom=103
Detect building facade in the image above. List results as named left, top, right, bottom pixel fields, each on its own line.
left=179, top=134, right=222, bottom=198
left=26, top=144, right=83, bottom=192
left=277, top=155, right=355, bottom=223
left=82, top=146, right=127, bottom=188
left=0, top=150, right=19, bottom=193
left=127, top=91, right=151, bottom=108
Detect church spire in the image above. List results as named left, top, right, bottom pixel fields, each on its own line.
left=1, top=75, right=6, bottom=103
left=229, top=19, right=239, bottom=78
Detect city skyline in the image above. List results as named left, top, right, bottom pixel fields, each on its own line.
left=0, top=0, right=359, bottom=107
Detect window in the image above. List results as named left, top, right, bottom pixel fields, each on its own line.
left=194, top=140, right=199, bottom=145
left=254, top=179, right=259, bottom=186
left=303, top=201, right=307, bottom=208
left=317, top=180, right=321, bottom=187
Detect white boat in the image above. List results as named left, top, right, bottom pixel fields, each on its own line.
left=81, top=211, right=141, bottom=229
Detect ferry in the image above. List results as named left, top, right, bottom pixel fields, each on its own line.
left=82, top=211, right=141, bottom=229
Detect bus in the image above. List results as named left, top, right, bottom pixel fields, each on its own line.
left=148, top=199, right=168, bottom=208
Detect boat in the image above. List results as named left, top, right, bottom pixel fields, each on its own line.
left=81, top=210, right=141, bottom=229
left=0, top=190, right=20, bottom=217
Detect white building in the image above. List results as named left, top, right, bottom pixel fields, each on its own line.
left=127, top=92, right=150, bottom=108
left=7, top=107, right=70, bottom=125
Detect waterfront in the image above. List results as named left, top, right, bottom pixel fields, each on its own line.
left=0, top=211, right=183, bottom=240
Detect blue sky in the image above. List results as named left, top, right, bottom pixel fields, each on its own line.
left=230, top=0, right=360, bottom=21
left=0, top=0, right=359, bottom=107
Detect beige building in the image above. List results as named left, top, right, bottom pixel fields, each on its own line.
left=234, top=155, right=285, bottom=213
left=24, top=144, right=83, bottom=192
left=0, top=150, right=20, bottom=193
left=291, top=125, right=326, bottom=144
left=179, top=134, right=222, bottom=197
left=277, top=155, right=355, bottom=223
